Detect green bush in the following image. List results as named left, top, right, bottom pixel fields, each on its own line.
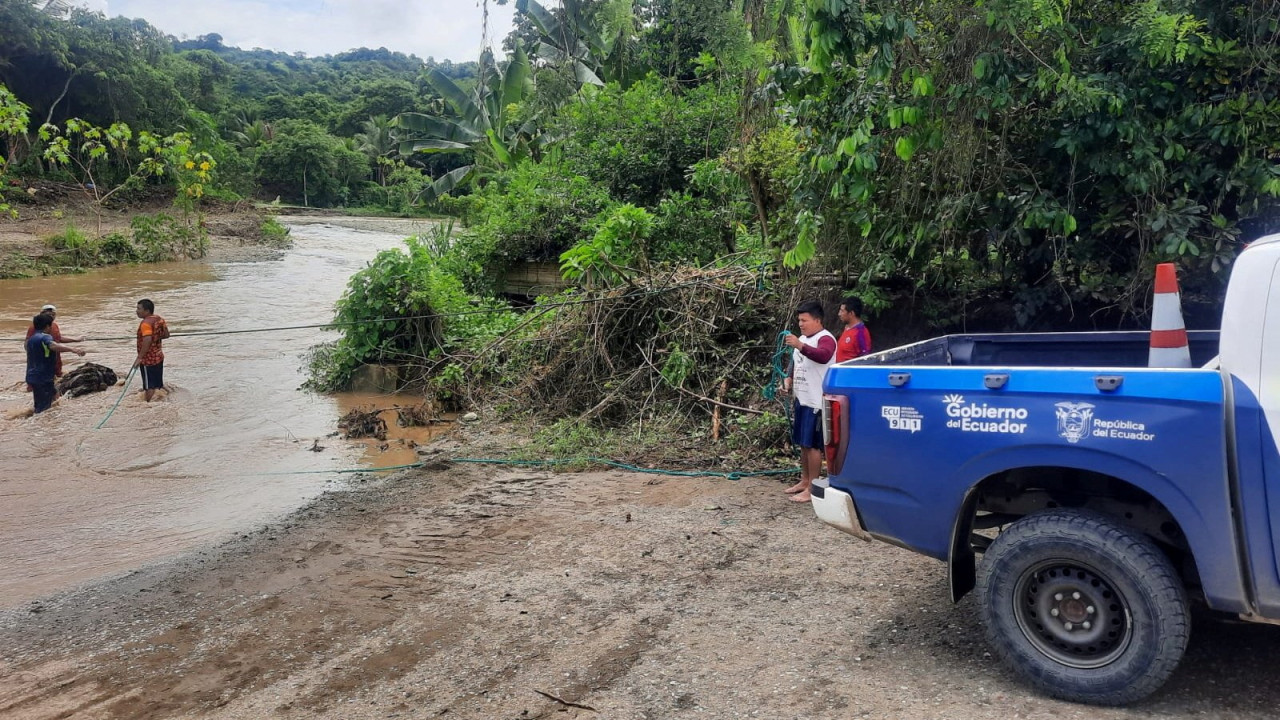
left=306, top=234, right=520, bottom=392
left=130, top=213, right=206, bottom=261
left=97, top=232, right=139, bottom=263
left=651, top=191, right=734, bottom=265
left=353, top=181, right=386, bottom=209
left=45, top=223, right=90, bottom=252
left=431, top=192, right=486, bottom=226
left=259, top=216, right=291, bottom=245
left=556, top=75, right=737, bottom=206
left=383, top=164, right=428, bottom=214
left=459, top=158, right=615, bottom=291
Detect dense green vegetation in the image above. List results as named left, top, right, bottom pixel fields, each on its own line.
left=0, top=0, right=475, bottom=210
left=3, top=0, right=1280, bottom=439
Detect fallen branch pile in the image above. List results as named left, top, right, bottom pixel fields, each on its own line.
left=338, top=407, right=387, bottom=440
left=478, top=265, right=800, bottom=434
left=395, top=402, right=438, bottom=427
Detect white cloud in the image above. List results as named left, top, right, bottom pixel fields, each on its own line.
left=98, top=0, right=517, bottom=62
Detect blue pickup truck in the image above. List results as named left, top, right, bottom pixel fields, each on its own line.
left=810, top=235, right=1280, bottom=705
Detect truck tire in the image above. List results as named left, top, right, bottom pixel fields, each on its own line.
left=976, top=509, right=1189, bottom=705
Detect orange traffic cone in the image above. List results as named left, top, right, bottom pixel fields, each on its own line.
left=1149, top=263, right=1191, bottom=368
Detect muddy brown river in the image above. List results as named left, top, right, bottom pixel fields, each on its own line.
left=0, top=217, right=443, bottom=609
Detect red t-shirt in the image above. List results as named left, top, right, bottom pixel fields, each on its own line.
left=836, top=323, right=872, bottom=363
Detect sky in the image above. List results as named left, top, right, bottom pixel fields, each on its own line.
left=72, top=0, right=518, bottom=63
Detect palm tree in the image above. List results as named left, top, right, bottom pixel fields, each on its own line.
left=231, top=118, right=274, bottom=150
left=353, top=115, right=397, bottom=185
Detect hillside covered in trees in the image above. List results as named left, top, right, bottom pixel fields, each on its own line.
left=0, top=0, right=475, bottom=208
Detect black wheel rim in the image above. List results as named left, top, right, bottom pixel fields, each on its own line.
left=1012, top=560, right=1133, bottom=669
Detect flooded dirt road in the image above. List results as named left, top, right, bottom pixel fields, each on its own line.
left=0, top=217, right=441, bottom=609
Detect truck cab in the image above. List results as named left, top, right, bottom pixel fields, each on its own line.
left=811, top=234, right=1280, bottom=705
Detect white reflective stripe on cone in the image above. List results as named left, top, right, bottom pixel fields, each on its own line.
left=1149, top=345, right=1192, bottom=369
left=1152, top=293, right=1187, bottom=332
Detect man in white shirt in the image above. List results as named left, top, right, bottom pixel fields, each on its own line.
left=781, top=300, right=835, bottom=502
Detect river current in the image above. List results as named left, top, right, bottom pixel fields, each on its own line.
left=0, top=217, right=439, bottom=609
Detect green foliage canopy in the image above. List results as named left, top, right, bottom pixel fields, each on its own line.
left=785, top=0, right=1280, bottom=323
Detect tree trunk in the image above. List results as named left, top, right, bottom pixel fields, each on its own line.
left=44, top=69, right=79, bottom=127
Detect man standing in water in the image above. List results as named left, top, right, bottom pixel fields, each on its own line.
left=25, top=304, right=83, bottom=382
left=27, top=313, right=86, bottom=414
left=134, top=299, right=169, bottom=402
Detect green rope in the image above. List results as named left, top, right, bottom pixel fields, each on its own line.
left=249, top=456, right=799, bottom=481
left=761, top=330, right=792, bottom=402
left=94, top=365, right=137, bottom=430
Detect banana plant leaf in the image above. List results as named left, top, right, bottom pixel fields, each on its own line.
left=397, top=138, right=471, bottom=154
left=419, top=165, right=474, bottom=203
left=392, top=113, right=482, bottom=143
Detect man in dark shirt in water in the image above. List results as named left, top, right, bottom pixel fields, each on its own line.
left=26, top=313, right=86, bottom=414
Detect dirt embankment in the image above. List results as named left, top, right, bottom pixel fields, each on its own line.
left=0, top=442, right=1277, bottom=720
left=0, top=184, right=286, bottom=270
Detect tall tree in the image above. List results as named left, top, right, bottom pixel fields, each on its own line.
left=392, top=44, right=539, bottom=201
left=353, top=115, right=398, bottom=185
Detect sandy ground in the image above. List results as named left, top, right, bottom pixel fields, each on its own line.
left=1, top=435, right=1279, bottom=720
left=275, top=214, right=444, bottom=237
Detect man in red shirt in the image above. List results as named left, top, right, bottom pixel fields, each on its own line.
left=134, top=298, right=169, bottom=402
left=835, top=295, right=872, bottom=363
left=25, top=304, right=83, bottom=387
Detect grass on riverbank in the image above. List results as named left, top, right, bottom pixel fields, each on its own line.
left=0, top=209, right=290, bottom=279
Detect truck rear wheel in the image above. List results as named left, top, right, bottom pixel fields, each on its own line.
left=976, top=509, right=1189, bottom=705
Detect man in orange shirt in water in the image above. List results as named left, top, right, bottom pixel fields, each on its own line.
left=133, top=298, right=170, bottom=402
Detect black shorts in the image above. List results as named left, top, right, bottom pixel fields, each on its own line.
left=32, top=381, right=56, bottom=413
left=140, top=363, right=164, bottom=390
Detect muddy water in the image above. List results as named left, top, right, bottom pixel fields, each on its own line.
left=0, top=217, right=447, bottom=609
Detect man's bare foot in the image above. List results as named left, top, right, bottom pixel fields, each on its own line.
left=790, top=491, right=812, bottom=502
left=784, top=481, right=808, bottom=494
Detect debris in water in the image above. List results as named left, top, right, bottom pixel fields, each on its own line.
left=337, top=407, right=387, bottom=441
left=56, top=363, right=119, bottom=398
left=395, top=402, right=437, bottom=427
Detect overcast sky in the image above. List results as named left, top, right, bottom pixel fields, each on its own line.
left=74, top=1, right=518, bottom=63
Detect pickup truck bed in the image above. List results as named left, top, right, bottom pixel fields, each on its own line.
left=862, top=330, right=1220, bottom=368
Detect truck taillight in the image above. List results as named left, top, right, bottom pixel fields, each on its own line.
left=823, top=394, right=849, bottom=475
